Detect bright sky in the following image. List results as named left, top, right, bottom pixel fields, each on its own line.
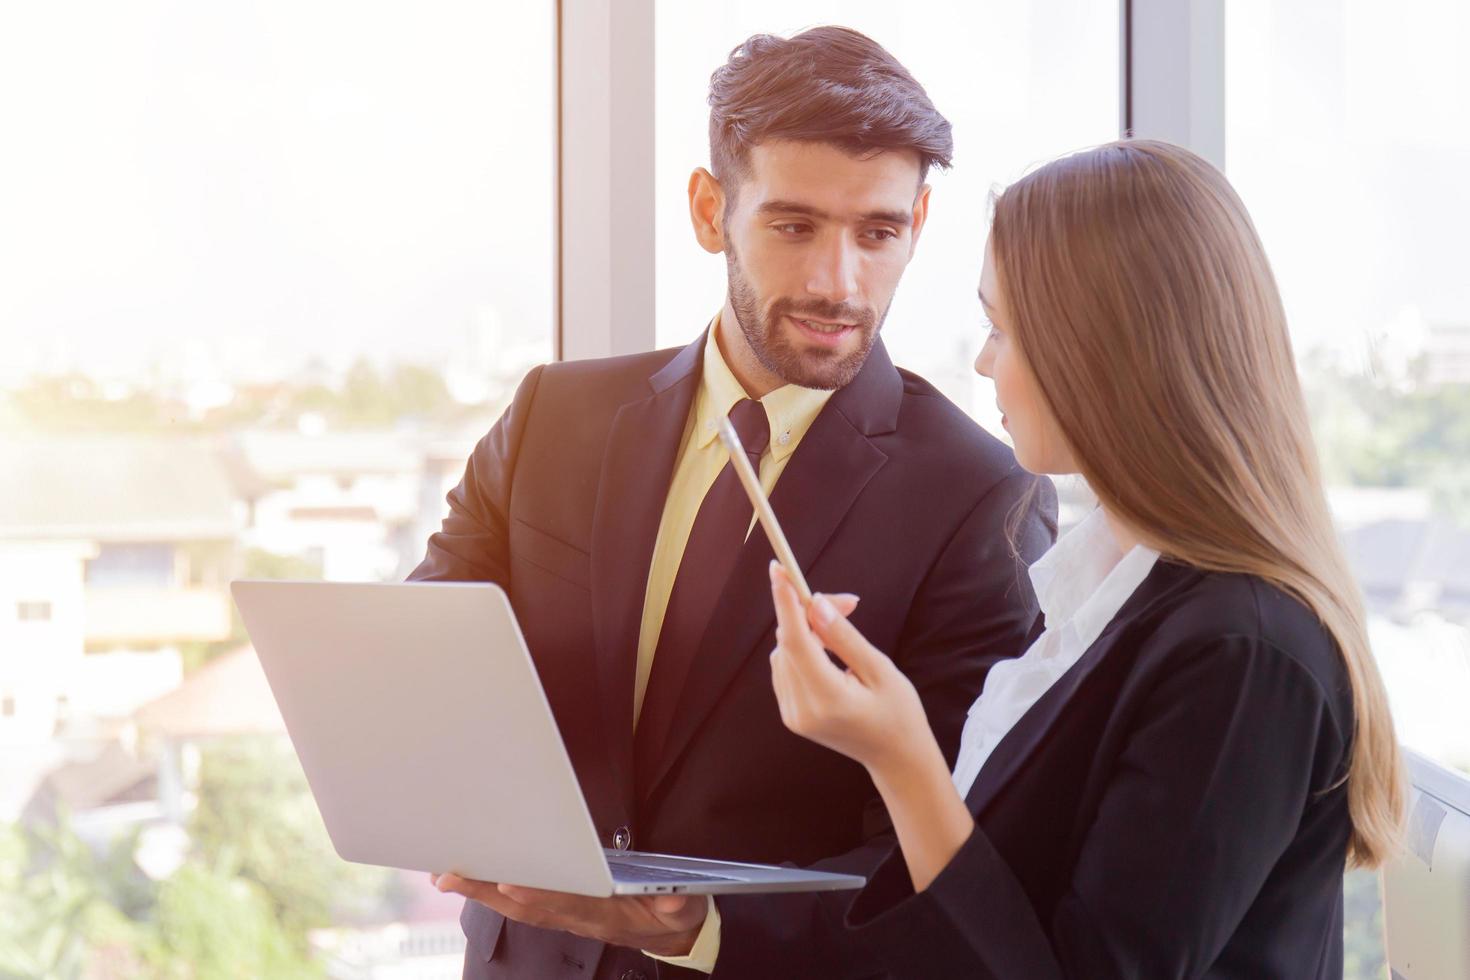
left=1, top=0, right=1466, bottom=406
left=1227, top=0, right=1470, bottom=367
left=0, top=1, right=556, bottom=382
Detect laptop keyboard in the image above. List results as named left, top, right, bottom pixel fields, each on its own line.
left=607, top=860, right=740, bottom=884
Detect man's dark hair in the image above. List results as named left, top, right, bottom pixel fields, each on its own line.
left=708, top=26, right=954, bottom=196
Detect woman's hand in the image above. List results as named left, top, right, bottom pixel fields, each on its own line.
left=767, top=561, right=933, bottom=776
left=768, top=561, right=978, bottom=892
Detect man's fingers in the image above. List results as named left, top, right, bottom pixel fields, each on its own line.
left=649, top=894, right=693, bottom=916
left=435, top=875, right=529, bottom=922
left=497, top=883, right=592, bottom=919
left=825, top=593, right=860, bottom=618
left=433, top=871, right=470, bottom=894
left=435, top=873, right=499, bottom=903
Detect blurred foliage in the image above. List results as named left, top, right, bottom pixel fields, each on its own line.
left=238, top=548, right=325, bottom=583
left=187, top=737, right=392, bottom=939
left=0, top=738, right=393, bottom=978
left=144, top=859, right=314, bottom=980
left=4, top=359, right=459, bottom=435
left=1303, top=351, right=1470, bottom=519
left=0, top=815, right=151, bottom=979
left=1343, top=868, right=1387, bottom=979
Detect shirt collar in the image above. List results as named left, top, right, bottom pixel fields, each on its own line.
left=1028, top=506, right=1159, bottom=636
left=694, top=313, right=834, bottom=463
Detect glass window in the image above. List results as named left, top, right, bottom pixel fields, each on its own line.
left=655, top=1, right=1121, bottom=436
left=17, top=602, right=53, bottom=623
left=86, top=544, right=177, bottom=589
left=1227, top=3, right=1470, bottom=975
left=1, top=2, right=554, bottom=973
left=1227, top=0, right=1470, bottom=775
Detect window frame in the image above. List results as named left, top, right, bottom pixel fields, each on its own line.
left=552, top=0, right=1225, bottom=361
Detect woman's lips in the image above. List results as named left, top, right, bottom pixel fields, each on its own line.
left=788, top=314, right=856, bottom=348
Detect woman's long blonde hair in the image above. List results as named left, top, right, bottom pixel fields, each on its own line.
left=990, top=139, right=1403, bottom=867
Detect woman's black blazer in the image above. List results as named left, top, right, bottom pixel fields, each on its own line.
left=846, top=560, right=1356, bottom=980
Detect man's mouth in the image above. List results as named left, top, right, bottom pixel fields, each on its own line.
left=788, top=315, right=858, bottom=346
left=794, top=317, right=853, bottom=333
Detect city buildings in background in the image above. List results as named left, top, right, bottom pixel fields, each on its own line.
left=0, top=389, right=503, bottom=977
left=1, top=2, right=1464, bottom=975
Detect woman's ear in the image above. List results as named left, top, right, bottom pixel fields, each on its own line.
left=688, top=167, right=728, bottom=255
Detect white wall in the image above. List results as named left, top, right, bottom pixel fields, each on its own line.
left=0, top=539, right=94, bottom=746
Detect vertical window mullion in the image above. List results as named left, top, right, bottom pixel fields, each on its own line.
left=1125, top=0, right=1225, bottom=167
left=557, top=0, right=657, bottom=362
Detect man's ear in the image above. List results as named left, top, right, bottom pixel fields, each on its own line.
left=907, top=184, right=933, bottom=261
left=689, top=168, right=728, bottom=255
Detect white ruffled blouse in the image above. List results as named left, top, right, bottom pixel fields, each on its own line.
left=950, top=507, right=1160, bottom=799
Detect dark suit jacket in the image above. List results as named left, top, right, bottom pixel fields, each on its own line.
left=408, top=333, right=1055, bottom=979
left=840, top=561, right=1355, bottom=980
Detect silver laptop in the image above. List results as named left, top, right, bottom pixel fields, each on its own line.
left=231, top=579, right=865, bottom=897
left=1383, top=747, right=1470, bottom=978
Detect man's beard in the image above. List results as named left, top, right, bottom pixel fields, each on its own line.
left=725, top=244, right=888, bottom=391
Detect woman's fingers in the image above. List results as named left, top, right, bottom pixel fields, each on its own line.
left=766, top=562, right=858, bottom=624
left=769, top=646, right=793, bottom=710
left=770, top=566, right=845, bottom=679
left=807, top=594, right=887, bottom=683
left=768, top=562, right=808, bottom=634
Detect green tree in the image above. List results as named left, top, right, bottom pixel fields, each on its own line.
left=187, top=738, right=392, bottom=943
left=0, top=811, right=316, bottom=980
left=387, top=364, right=452, bottom=419
left=0, top=816, right=158, bottom=980
left=1342, top=868, right=1387, bottom=980
left=339, top=360, right=393, bottom=426
left=143, top=858, right=319, bottom=980
left=1303, top=352, right=1470, bottom=521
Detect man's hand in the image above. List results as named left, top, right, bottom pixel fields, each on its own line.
left=429, top=873, right=710, bottom=957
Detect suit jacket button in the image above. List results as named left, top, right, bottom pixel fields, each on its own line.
left=613, top=825, right=632, bottom=851
left=618, top=972, right=647, bottom=980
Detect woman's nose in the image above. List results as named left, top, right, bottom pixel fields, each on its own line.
left=974, top=338, right=995, bottom=378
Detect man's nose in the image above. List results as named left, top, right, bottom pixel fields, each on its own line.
left=804, top=237, right=860, bottom=304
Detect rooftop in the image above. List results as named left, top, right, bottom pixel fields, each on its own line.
left=0, top=437, right=240, bottom=542
left=135, top=646, right=285, bottom=739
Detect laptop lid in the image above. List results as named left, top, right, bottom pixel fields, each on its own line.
left=231, top=579, right=616, bottom=896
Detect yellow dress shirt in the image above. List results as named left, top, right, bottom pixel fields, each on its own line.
left=640, top=318, right=833, bottom=973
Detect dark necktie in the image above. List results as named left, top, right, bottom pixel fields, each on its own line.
left=634, top=398, right=770, bottom=798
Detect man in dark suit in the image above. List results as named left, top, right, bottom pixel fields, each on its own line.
left=417, top=26, right=1055, bottom=979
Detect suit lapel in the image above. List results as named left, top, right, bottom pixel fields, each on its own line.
left=590, top=338, right=703, bottom=815
left=640, top=341, right=904, bottom=802
left=960, top=623, right=1129, bottom=817
left=962, top=561, right=1193, bottom=816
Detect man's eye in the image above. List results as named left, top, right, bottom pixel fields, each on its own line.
left=863, top=228, right=899, bottom=241
left=774, top=223, right=811, bottom=235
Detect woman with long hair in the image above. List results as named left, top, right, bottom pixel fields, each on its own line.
left=767, top=138, right=1404, bottom=978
